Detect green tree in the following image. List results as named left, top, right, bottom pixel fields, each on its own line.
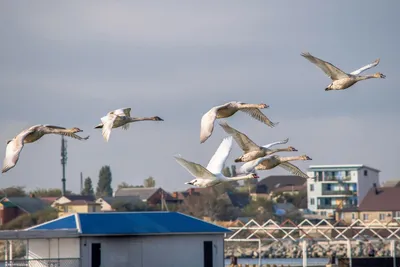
left=178, top=189, right=239, bottom=221
left=1, top=208, right=58, bottom=230
left=0, top=186, right=27, bottom=197
left=117, top=182, right=143, bottom=189
left=96, top=165, right=113, bottom=197
left=241, top=198, right=274, bottom=223
left=29, top=188, right=73, bottom=197
left=111, top=201, right=149, bottom=212
left=81, top=177, right=94, bottom=196
left=144, top=176, right=156, bottom=188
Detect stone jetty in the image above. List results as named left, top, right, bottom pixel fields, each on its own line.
left=224, top=240, right=398, bottom=258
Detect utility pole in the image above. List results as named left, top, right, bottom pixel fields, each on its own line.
left=80, top=172, right=83, bottom=193
left=61, top=136, right=68, bottom=196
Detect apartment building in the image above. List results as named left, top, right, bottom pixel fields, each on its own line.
left=307, top=164, right=380, bottom=217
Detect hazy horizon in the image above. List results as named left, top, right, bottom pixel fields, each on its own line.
left=0, top=1, right=399, bottom=194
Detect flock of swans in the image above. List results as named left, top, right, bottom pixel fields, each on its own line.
left=2, top=52, right=386, bottom=190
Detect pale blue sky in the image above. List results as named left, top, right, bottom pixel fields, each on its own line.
left=0, top=1, right=399, bottom=193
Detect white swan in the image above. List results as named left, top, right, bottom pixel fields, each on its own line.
left=200, top=101, right=278, bottom=143
left=2, top=125, right=89, bottom=173
left=95, top=107, right=163, bottom=142
left=219, top=121, right=295, bottom=162
left=238, top=155, right=311, bottom=179
left=301, top=52, right=385, bottom=91
left=174, top=136, right=259, bottom=188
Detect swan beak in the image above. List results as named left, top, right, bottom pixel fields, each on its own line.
left=381, top=74, right=386, bottom=79
left=325, top=88, right=330, bottom=91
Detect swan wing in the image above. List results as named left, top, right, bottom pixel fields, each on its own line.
left=262, top=138, right=289, bottom=149
left=206, top=136, right=233, bottom=174
left=278, top=162, right=310, bottom=179
left=41, top=125, right=89, bottom=140
left=301, top=52, right=349, bottom=80
left=2, top=128, right=35, bottom=173
left=200, top=108, right=217, bottom=143
left=102, top=114, right=118, bottom=142
left=238, top=155, right=270, bottom=174
left=218, top=121, right=259, bottom=152
left=113, top=108, right=132, bottom=117
left=350, top=58, right=380, bottom=76
left=239, top=108, right=278, bottom=128
left=121, top=123, right=130, bottom=130
left=174, top=156, right=217, bottom=179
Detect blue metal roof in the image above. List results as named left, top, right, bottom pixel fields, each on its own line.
left=28, top=213, right=77, bottom=230
left=27, top=212, right=231, bottom=236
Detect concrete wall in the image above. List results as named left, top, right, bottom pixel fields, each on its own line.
left=356, top=168, right=380, bottom=204
left=80, top=234, right=225, bottom=267
left=28, top=238, right=80, bottom=259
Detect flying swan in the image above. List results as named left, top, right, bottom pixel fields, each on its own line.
left=301, top=52, right=385, bottom=91
left=95, top=107, right=163, bottom=142
left=2, top=125, right=89, bottom=173
left=174, top=136, right=259, bottom=188
left=219, top=120, right=296, bottom=162
left=200, top=101, right=278, bottom=143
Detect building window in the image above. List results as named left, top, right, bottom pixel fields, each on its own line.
left=364, top=170, right=368, bottom=176
left=363, top=214, right=369, bottom=221
left=351, top=213, right=355, bottom=219
left=320, top=211, right=327, bottom=216
left=310, top=198, right=315, bottom=205
left=379, top=213, right=386, bottom=221
left=326, top=184, right=332, bottom=191
left=310, top=184, right=314, bottom=191
left=395, top=211, right=400, bottom=218
left=345, top=170, right=350, bottom=177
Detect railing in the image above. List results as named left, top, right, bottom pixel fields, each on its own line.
left=323, top=176, right=351, bottom=182
left=321, top=189, right=355, bottom=196
left=317, top=204, right=357, bottom=210
left=0, top=258, right=80, bottom=267
left=225, top=218, right=400, bottom=267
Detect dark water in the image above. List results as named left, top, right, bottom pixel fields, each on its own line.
left=224, top=257, right=328, bottom=266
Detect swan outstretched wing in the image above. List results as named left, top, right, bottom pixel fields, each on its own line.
left=262, top=138, right=289, bottom=149
left=2, top=128, right=35, bottom=173
left=206, top=136, right=233, bottom=174
left=113, top=108, right=131, bottom=117
left=174, top=156, right=217, bottom=179
left=42, top=125, right=89, bottom=140
left=238, top=155, right=270, bottom=174
left=218, top=121, right=259, bottom=153
left=301, top=52, right=349, bottom=80
left=239, top=109, right=278, bottom=128
left=278, top=162, right=310, bottom=179
left=200, top=108, right=217, bottom=143
left=121, top=123, right=130, bottom=130
left=102, top=114, right=118, bottom=142
left=350, top=58, right=380, bottom=76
